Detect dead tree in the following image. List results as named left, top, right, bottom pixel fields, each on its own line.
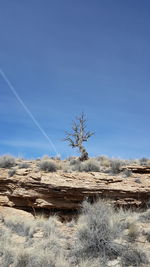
left=64, top=112, right=94, bottom=161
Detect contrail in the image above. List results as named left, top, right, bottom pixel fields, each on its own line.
left=0, top=69, right=59, bottom=156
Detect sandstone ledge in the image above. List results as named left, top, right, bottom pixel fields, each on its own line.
left=0, top=169, right=150, bottom=215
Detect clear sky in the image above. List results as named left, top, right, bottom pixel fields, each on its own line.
left=0, top=0, right=150, bottom=159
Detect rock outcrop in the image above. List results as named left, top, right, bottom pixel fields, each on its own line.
left=0, top=166, right=150, bottom=218
left=121, top=165, right=150, bottom=174
left=0, top=206, right=34, bottom=220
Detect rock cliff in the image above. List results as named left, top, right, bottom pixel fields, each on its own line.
left=0, top=166, right=150, bottom=218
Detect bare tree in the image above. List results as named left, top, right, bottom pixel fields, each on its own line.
left=64, top=112, right=94, bottom=161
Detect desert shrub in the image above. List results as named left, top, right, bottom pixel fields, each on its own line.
left=0, top=228, right=15, bottom=265
left=39, top=160, right=57, bottom=172
left=139, top=209, right=150, bottom=222
left=1, top=248, right=16, bottom=267
left=71, top=161, right=82, bottom=172
left=121, top=247, right=148, bottom=266
left=69, top=159, right=82, bottom=172
left=70, top=201, right=144, bottom=265
left=122, top=169, right=132, bottom=177
left=81, top=159, right=100, bottom=172
left=96, top=155, right=110, bottom=167
left=25, top=217, right=67, bottom=266
left=69, top=158, right=80, bottom=165
left=139, top=157, right=149, bottom=166
left=113, top=208, right=139, bottom=234
left=72, top=159, right=100, bottom=172
left=61, top=161, right=72, bottom=173
left=15, top=250, right=30, bottom=267
left=18, top=162, right=30, bottom=169
left=0, top=215, right=69, bottom=267
left=4, top=216, right=34, bottom=237
left=24, top=250, right=69, bottom=267
left=110, top=159, right=124, bottom=174
left=35, top=216, right=61, bottom=239
left=127, top=223, right=139, bottom=242
left=8, top=169, right=16, bottom=177
left=1, top=242, right=69, bottom=267
left=70, top=200, right=123, bottom=264
left=129, top=159, right=140, bottom=165
left=146, top=159, right=150, bottom=166
left=34, top=236, right=63, bottom=258
left=77, top=257, right=104, bottom=267
left=0, top=155, right=16, bottom=168
left=0, top=227, right=12, bottom=255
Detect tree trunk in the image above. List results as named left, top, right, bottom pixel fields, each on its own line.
left=79, top=146, right=89, bottom=161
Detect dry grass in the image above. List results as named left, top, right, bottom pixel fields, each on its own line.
left=0, top=201, right=149, bottom=266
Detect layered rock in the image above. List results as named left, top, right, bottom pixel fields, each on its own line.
left=0, top=167, right=150, bottom=217
left=121, top=165, right=150, bottom=174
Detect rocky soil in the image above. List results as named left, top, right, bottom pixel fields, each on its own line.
left=0, top=204, right=150, bottom=267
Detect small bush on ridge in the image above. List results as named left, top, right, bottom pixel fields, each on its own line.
left=139, top=157, right=149, bottom=166
left=69, top=158, right=80, bottom=165
left=0, top=155, right=16, bottom=168
left=110, top=159, right=124, bottom=174
left=39, top=160, right=57, bottom=172
left=96, top=155, right=110, bottom=167
left=72, top=159, right=100, bottom=172
left=122, top=169, right=132, bottom=177
left=18, top=162, right=30, bottom=169
left=81, top=159, right=100, bottom=172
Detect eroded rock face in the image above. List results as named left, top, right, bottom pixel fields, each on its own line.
left=121, top=166, right=150, bottom=174
left=0, top=166, right=150, bottom=216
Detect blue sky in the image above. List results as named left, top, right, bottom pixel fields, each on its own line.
left=0, top=0, right=150, bottom=159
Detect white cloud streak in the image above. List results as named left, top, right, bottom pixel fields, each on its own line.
left=0, top=69, right=59, bottom=155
